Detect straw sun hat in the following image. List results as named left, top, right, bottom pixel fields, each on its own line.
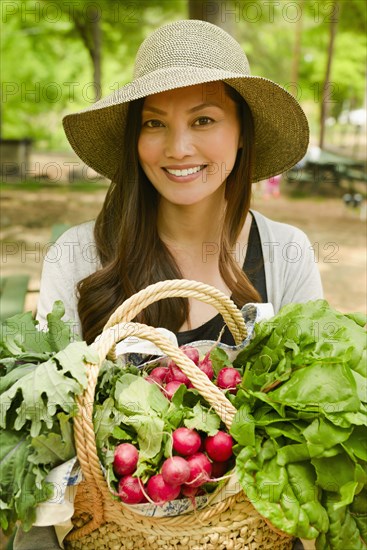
left=63, top=19, right=309, bottom=183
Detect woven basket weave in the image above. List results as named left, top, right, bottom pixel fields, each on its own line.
left=65, top=280, right=294, bottom=550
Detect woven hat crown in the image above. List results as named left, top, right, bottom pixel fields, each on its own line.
left=133, top=19, right=250, bottom=79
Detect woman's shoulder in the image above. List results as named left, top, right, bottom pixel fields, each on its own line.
left=54, top=220, right=95, bottom=246
left=46, top=220, right=100, bottom=271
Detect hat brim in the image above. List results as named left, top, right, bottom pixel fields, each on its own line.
left=63, top=66, right=309, bottom=183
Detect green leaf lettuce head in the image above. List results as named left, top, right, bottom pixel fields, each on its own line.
left=231, top=300, right=367, bottom=549
left=0, top=302, right=97, bottom=534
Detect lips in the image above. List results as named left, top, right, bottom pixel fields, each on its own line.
left=163, top=165, right=206, bottom=177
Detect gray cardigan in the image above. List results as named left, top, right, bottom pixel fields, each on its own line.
left=36, top=209, right=323, bottom=333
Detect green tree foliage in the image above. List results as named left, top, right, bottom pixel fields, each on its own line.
left=231, top=1, right=366, bottom=100
left=223, top=1, right=366, bottom=135
left=1, top=0, right=365, bottom=150
left=1, top=0, right=186, bottom=149
left=301, top=0, right=366, bottom=111
left=2, top=1, right=86, bottom=146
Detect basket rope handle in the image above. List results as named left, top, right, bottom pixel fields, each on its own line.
left=102, top=279, right=248, bottom=359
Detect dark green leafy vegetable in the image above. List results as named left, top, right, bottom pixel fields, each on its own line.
left=0, top=302, right=97, bottom=533
left=231, top=300, right=367, bottom=549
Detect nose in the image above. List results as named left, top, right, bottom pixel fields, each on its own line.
left=164, top=126, right=195, bottom=159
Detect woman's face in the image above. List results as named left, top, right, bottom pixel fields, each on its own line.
left=138, top=82, right=242, bottom=207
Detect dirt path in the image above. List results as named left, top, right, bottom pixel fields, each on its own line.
left=1, top=186, right=366, bottom=315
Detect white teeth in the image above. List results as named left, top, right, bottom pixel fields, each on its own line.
left=165, top=165, right=203, bottom=177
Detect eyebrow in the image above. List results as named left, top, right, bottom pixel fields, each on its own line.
left=142, top=102, right=225, bottom=115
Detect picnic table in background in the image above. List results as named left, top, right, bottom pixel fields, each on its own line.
left=285, top=146, right=367, bottom=191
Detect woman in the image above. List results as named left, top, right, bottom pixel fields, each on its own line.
left=36, top=19, right=322, bottom=347
left=16, top=19, right=320, bottom=549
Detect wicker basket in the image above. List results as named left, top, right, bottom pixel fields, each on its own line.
left=65, top=279, right=294, bottom=550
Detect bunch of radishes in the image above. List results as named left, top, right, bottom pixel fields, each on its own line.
left=145, top=345, right=242, bottom=399
left=113, top=427, right=234, bottom=506
left=112, top=345, right=242, bottom=506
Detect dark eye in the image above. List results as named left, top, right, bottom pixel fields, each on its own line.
left=144, top=119, right=164, bottom=128
left=193, top=116, right=214, bottom=126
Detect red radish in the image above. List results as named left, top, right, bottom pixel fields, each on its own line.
left=161, top=456, right=190, bottom=486
left=150, top=366, right=169, bottom=383
left=164, top=381, right=183, bottom=400
left=205, top=431, right=234, bottom=462
left=113, top=443, right=139, bottom=476
left=180, top=346, right=200, bottom=365
left=145, top=373, right=164, bottom=385
left=166, top=359, right=176, bottom=370
left=172, top=427, right=201, bottom=456
left=166, top=365, right=191, bottom=387
left=216, top=367, right=242, bottom=394
left=117, top=475, right=145, bottom=504
left=185, top=453, right=212, bottom=487
left=198, top=352, right=214, bottom=379
left=146, top=474, right=181, bottom=505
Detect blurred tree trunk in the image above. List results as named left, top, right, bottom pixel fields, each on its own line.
left=319, top=1, right=339, bottom=148
left=91, top=7, right=102, bottom=101
left=71, top=5, right=102, bottom=101
left=188, top=0, right=236, bottom=37
left=40, top=0, right=102, bottom=102
left=290, top=0, right=304, bottom=94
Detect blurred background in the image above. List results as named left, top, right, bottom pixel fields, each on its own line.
left=1, top=0, right=366, bottom=332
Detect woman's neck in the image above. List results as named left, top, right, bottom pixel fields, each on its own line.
left=157, top=194, right=226, bottom=252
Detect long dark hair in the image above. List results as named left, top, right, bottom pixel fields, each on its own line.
left=77, top=83, right=261, bottom=343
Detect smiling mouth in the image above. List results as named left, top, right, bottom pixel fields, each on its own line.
left=163, top=165, right=206, bottom=177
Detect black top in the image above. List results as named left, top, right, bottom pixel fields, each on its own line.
left=176, top=215, right=267, bottom=347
